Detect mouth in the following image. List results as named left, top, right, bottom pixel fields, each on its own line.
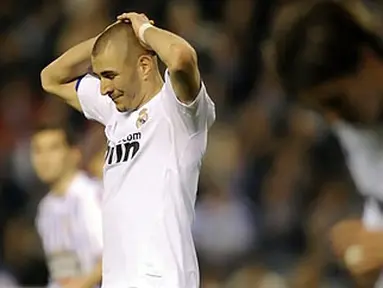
left=110, top=94, right=122, bottom=102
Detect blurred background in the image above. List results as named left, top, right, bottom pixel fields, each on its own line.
left=0, top=0, right=371, bottom=287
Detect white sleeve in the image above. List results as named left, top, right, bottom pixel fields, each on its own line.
left=161, top=69, right=216, bottom=135
left=76, top=74, right=116, bottom=126
left=80, top=190, right=103, bottom=255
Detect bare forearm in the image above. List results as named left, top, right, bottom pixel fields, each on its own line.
left=142, top=24, right=200, bottom=102
left=41, top=37, right=97, bottom=87
left=82, top=260, right=102, bottom=287
left=143, top=26, right=197, bottom=71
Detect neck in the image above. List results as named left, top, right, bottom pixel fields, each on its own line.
left=137, top=71, right=164, bottom=109
left=50, top=169, right=78, bottom=197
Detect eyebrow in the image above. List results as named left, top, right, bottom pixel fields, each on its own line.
left=100, top=70, right=117, bottom=77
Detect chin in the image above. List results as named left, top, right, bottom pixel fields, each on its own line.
left=115, top=103, right=128, bottom=112
left=116, top=106, right=128, bottom=112
left=37, top=174, right=57, bottom=185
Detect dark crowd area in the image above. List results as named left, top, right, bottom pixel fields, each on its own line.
left=0, top=0, right=372, bottom=287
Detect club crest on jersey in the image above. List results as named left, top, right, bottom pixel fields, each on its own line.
left=136, top=108, right=148, bottom=128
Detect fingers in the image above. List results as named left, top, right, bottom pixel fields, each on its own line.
left=117, top=12, right=133, bottom=20
left=117, top=12, right=154, bottom=25
left=117, top=12, right=138, bottom=22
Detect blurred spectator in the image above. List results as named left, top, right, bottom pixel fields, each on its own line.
left=0, top=0, right=369, bottom=286
left=194, top=125, right=257, bottom=279
left=56, top=0, right=110, bottom=55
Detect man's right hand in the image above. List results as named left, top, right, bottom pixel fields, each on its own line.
left=330, top=219, right=363, bottom=258
left=330, top=219, right=383, bottom=278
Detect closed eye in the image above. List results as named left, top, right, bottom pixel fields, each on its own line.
left=100, top=71, right=117, bottom=80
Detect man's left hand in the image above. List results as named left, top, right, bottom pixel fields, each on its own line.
left=117, top=12, right=153, bottom=49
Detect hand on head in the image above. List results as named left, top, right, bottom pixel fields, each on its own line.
left=116, top=12, right=154, bottom=50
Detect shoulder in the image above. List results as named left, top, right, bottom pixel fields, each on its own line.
left=161, top=69, right=215, bottom=125
left=73, top=172, right=101, bottom=190
left=162, top=68, right=212, bottom=105
left=76, top=73, right=100, bottom=93
left=37, top=194, right=53, bottom=214
left=71, top=172, right=102, bottom=203
left=35, top=194, right=53, bottom=226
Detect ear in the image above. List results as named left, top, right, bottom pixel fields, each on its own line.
left=137, top=55, right=153, bottom=80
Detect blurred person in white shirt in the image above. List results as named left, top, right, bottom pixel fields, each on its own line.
left=193, top=125, right=256, bottom=273
left=270, top=0, right=383, bottom=286
left=31, top=123, right=102, bottom=288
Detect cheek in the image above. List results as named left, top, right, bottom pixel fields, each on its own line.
left=115, top=77, right=131, bottom=92
left=130, top=69, right=140, bottom=84
left=48, top=151, right=67, bottom=168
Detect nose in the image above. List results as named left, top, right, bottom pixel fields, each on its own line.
left=100, top=79, right=113, bottom=96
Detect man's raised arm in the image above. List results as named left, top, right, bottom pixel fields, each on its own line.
left=117, top=13, right=200, bottom=105
left=40, top=37, right=98, bottom=111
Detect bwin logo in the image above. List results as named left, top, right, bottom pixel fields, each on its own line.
left=105, top=132, right=141, bottom=165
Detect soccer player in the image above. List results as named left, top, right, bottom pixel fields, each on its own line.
left=31, top=124, right=103, bottom=288
left=40, top=12, right=215, bottom=288
left=269, top=0, right=383, bottom=286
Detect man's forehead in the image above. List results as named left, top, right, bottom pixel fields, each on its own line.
left=92, top=46, right=125, bottom=71
left=97, top=40, right=127, bottom=57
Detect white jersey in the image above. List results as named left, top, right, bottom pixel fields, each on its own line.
left=333, top=122, right=383, bottom=287
left=36, top=172, right=103, bottom=287
left=76, top=70, right=215, bottom=288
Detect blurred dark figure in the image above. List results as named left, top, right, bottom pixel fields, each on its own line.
left=268, top=0, right=383, bottom=286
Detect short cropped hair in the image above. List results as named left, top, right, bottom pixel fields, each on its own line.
left=267, top=0, right=383, bottom=97
left=92, top=22, right=152, bottom=58
left=33, top=123, right=78, bottom=147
